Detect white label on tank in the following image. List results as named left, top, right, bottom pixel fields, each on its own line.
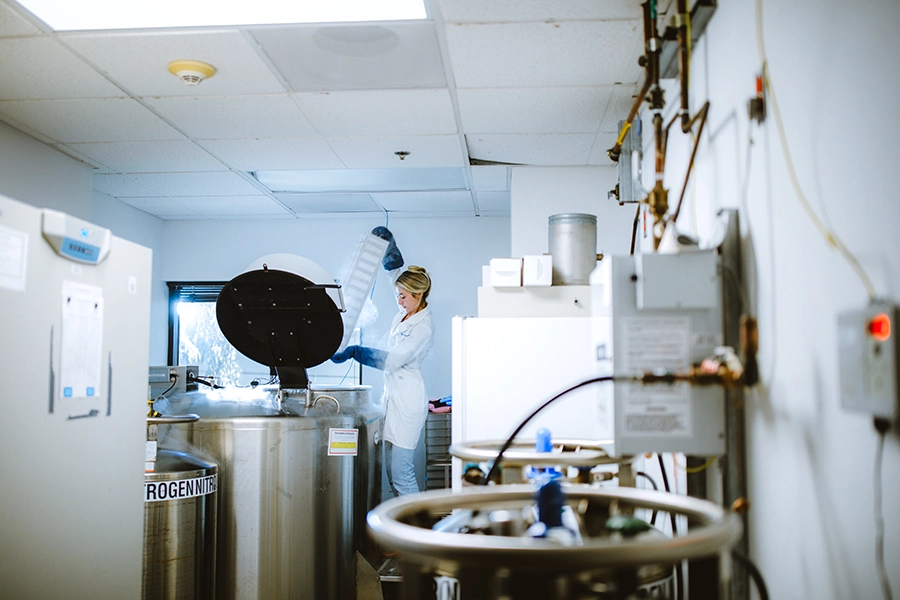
left=621, top=382, right=692, bottom=436
left=621, top=317, right=691, bottom=373
left=620, top=317, right=692, bottom=436
left=145, top=474, right=217, bottom=502
left=0, top=224, right=27, bottom=292
left=328, top=428, right=359, bottom=456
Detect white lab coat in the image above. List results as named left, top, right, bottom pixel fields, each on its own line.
left=380, top=305, right=434, bottom=449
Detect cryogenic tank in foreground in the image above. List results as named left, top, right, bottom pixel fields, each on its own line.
left=161, top=386, right=381, bottom=600
left=143, top=446, right=217, bottom=600
left=157, top=254, right=383, bottom=599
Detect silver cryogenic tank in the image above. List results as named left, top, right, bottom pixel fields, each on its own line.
left=156, top=254, right=383, bottom=599
left=143, top=448, right=217, bottom=599
left=161, top=385, right=381, bottom=600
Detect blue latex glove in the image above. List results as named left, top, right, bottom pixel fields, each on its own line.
left=331, top=345, right=388, bottom=370
left=371, top=226, right=404, bottom=271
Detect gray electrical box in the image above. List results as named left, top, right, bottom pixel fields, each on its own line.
left=593, top=251, right=726, bottom=456
left=838, top=303, right=899, bottom=420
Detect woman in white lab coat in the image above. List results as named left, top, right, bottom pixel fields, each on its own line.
left=331, top=228, right=434, bottom=496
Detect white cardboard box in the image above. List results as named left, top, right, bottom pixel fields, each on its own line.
left=523, top=255, right=552, bottom=286
left=490, top=258, right=523, bottom=287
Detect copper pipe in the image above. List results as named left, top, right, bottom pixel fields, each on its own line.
left=607, top=77, right=652, bottom=162
left=678, top=0, right=691, bottom=132
left=671, top=101, right=710, bottom=223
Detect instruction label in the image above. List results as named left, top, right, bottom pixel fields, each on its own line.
left=328, top=428, right=359, bottom=456
left=59, top=281, right=104, bottom=399
left=621, top=317, right=692, bottom=437
left=0, top=224, right=28, bottom=292
left=144, top=474, right=217, bottom=502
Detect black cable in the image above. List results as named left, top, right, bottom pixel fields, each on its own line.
left=874, top=418, right=893, bottom=600
left=732, top=550, right=770, bottom=600
left=188, top=375, right=221, bottom=389
left=636, top=471, right=659, bottom=526
left=482, top=376, right=617, bottom=485
left=657, top=453, right=683, bottom=600
left=158, top=377, right=177, bottom=397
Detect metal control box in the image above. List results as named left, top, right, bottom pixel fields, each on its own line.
left=838, top=303, right=899, bottom=420
left=593, top=252, right=726, bottom=456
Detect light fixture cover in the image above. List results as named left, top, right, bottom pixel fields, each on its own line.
left=15, top=0, right=427, bottom=31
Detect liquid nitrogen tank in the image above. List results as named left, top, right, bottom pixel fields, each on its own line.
left=157, top=254, right=383, bottom=599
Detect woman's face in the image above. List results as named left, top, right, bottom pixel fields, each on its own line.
left=396, top=287, right=422, bottom=315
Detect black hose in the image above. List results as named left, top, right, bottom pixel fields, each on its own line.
left=732, top=550, right=770, bottom=600
left=635, top=471, right=659, bottom=525
left=657, top=453, right=683, bottom=600
left=483, top=377, right=617, bottom=485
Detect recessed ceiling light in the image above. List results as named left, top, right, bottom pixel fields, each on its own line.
left=16, top=0, right=427, bottom=31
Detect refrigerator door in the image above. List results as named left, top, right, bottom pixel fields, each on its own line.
left=0, top=194, right=151, bottom=599
left=451, top=315, right=612, bottom=489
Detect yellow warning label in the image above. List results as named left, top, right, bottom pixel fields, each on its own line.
left=328, top=428, right=359, bottom=456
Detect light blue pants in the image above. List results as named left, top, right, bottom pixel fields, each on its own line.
left=385, top=441, right=419, bottom=497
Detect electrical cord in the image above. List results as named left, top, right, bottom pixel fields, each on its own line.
left=874, top=418, right=893, bottom=600
left=754, top=0, right=876, bottom=301
left=482, top=376, right=616, bottom=485
left=732, top=550, right=770, bottom=600
left=656, top=453, right=683, bottom=600
left=158, top=377, right=177, bottom=397
left=635, top=471, right=660, bottom=526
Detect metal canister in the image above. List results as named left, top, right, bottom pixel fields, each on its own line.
left=143, top=448, right=217, bottom=599
left=548, top=213, right=598, bottom=285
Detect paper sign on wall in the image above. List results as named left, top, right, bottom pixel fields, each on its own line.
left=328, top=429, right=359, bottom=456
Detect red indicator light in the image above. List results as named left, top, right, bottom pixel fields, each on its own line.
left=868, top=313, right=891, bottom=342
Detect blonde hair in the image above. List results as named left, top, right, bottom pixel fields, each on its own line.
left=396, top=266, right=431, bottom=307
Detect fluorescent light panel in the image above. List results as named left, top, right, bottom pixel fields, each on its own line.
left=256, top=168, right=468, bottom=194
left=16, top=0, right=427, bottom=31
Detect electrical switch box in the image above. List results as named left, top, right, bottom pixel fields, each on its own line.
left=837, top=303, right=899, bottom=420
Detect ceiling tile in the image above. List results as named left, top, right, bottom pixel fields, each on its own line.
left=598, top=84, right=640, bottom=133
left=437, top=0, right=643, bottom=22
left=372, top=190, right=474, bottom=212
left=251, top=22, right=446, bottom=92
left=201, top=137, right=344, bottom=171
left=475, top=191, right=511, bottom=213
left=295, top=89, right=457, bottom=136
left=327, top=134, right=464, bottom=168
left=470, top=165, right=509, bottom=191
left=0, top=3, right=42, bottom=36
left=60, top=30, right=286, bottom=97
left=446, top=20, right=642, bottom=88
left=93, top=174, right=163, bottom=197
left=129, top=172, right=264, bottom=196
left=275, top=192, right=384, bottom=214
left=0, top=97, right=185, bottom=142
left=466, top=133, right=596, bottom=165
left=119, top=197, right=200, bottom=218
left=145, top=94, right=319, bottom=139
left=170, top=195, right=291, bottom=217
left=0, top=37, right=124, bottom=100
left=458, top=87, right=614, bottom=134
left=66, top=140, right=227, bottom=173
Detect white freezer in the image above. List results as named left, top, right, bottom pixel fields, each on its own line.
left=0, top=194, right=152, bottom=599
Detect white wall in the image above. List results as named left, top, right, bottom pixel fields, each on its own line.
left=0, top=121, right=92, bottom=218
left=646, top=0, right=900, bottom=598
left=510, top=166, right=637, bottom=258
left=0, top=120, right=168, bottom=363
left=161, top=215, right=509, bottom=400
left=91, top=190, right=168, bottom=363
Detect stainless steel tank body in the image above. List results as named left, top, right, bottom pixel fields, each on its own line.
left=143, top=449, right=218, bottom=600
left=548, top=213, right=598, bottom=285
left=160, top=385, right=382, bottom=600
